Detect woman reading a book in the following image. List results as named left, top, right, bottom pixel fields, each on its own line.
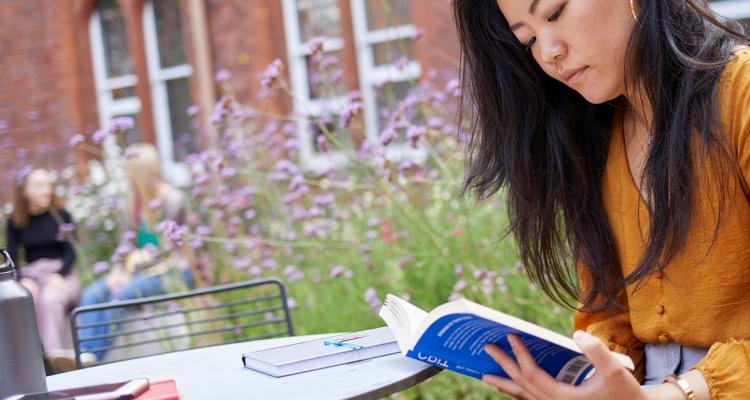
left=452, top=0, right=749, bottom=399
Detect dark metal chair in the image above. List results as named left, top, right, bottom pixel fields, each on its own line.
left=70, top=277, right=294, bottom=368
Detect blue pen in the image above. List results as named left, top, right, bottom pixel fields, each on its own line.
left=324, top=340, right=364, bottom=350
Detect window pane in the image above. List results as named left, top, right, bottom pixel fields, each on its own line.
left=111, top=86, right=136, bottom=99
left=166, top=78, right=196, bottom=161
left=296, top=0, right=342, bottom=42
left=364, top=0, right=412, bottom=31
left=154, top=0, right=188, bottom=68
left=372, top=39, right=414, bottom=66
left=99, top=0, right=133, bottom=78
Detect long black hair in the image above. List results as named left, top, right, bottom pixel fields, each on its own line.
left=454, top=0, right=749, bottom=310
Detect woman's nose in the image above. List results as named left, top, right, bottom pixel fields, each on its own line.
left=539, top=36, right=566, bottom=65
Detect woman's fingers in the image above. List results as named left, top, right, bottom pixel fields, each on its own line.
left=572, top=331, right=622, bottom=378
left=482, top=374, right=535, bottom=400
left=506, top=334, right=575, bottom=399
left=485, top=338, right=568, bottom=400
left=484, top=343, right=524, bottom=382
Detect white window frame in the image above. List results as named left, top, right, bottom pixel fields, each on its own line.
left=350, top=0, right=425, bottom=163
left=281, top=0, right=352, bottom=173
left=143, top=0, right=193, bottom=186
left=89, top=6, right=141, bottom=161
left=710, top=0, right=750, bottom=20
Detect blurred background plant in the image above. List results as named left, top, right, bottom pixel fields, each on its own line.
left=1, top=16, right=571, bottom=400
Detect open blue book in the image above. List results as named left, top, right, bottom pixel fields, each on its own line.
left=379, top=294, right=634, bottom=385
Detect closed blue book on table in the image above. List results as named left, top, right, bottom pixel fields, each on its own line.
left=241, top=327, right=399, bottom=377
left=379, top=294, right=634, bottom=385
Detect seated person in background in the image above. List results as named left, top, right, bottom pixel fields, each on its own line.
left=6, top=168, right=81, bottom=369
left=78, top=143, right=201, bottom=362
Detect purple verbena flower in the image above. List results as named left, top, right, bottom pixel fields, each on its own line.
left=168, top=302, right=181, bottom=313
left=275, top=159, right=299, bottom=175
left=221, top=167, right=237, bottom=179
left=68, top=134, right=85, bottom=147
left=364, top=288, right=380, bottom=313
left=234, top=257, right=251, bottom=270
left=261, top=259, right=277, bottom=270
left=92, top=261, right=110, bottom=274
left=112, top=243, right=135, bottom=263
left=394, top=56, right=408, bottom=71
left=288, top=174, right=305, bottom=192
left=243, top=209, right=257, bottom=220
left=406, top=126, right=425, bottom=147
left=329, top=265, right=345, bottom=279
left=155, top=220, right=184, bottom=246
left=91, top=129, right=107, bottom=144
left=286, top=297, right=297, bottom=309
left=379, top=127, right=397, bottom=146
left=308, top=206, right=324, bottom=218
left=259, top=59, right=284, bottom=89
left=282, top=185, right=309, bottom=203
left=148, top=199, right=162, bottom=210
left=339, top=101, right=363, bottom=128
left=109, top=116, right=135, bottom=134
left=122, top=230, right=136, bottom=243
left=316, top=134, right=328, bottom=152
left=186, top=105, right=201, bottom=117
left=308, top=37, right=325, bottom=56
left=312, top=193, right=334, bottom=205
left=215, top=69, right=232, bottom=83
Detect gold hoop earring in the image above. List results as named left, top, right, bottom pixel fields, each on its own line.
left=630, top=0, right=638, bottom=22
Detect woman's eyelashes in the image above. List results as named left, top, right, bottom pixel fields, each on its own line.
left=522, top=3, right=567, bottom=51
left=525, top=37, right=537, bottom=50
left=547, top=3, right=566, bottom=22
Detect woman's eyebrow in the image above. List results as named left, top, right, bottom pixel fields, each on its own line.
left=509, top=0, right=541, bottom=31
left=529, top=0, right=540, bottom=15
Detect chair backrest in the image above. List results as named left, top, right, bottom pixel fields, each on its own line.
left=70, top=277, right=293, bottom=368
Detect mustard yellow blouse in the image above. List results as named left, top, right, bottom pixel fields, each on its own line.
left=574, top=47, right=750, bottom=399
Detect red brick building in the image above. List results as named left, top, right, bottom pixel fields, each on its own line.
left=2, top=0, right=747, bottom=185
left=0, top=0, right=460, bottom=184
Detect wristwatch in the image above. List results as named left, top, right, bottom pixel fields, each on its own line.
left=662, top=374, right=696, bottom=400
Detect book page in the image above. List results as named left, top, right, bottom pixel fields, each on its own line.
left=379, top=294, right=428, bottom=353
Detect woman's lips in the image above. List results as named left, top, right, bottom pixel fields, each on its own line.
left=562, top=66, right=588, bottom=84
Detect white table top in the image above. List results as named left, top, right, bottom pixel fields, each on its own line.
left=47, top=334, right=441, bottom=400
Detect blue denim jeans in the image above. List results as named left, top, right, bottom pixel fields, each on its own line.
left=77, top=269, right=194, bottom=359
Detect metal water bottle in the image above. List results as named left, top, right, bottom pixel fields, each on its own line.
left=0, top=248, right=48, bottom=398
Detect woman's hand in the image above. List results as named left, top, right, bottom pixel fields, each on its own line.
left=482, top=331, right=650, bottom=400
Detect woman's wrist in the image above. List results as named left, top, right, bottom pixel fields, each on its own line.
left=643, top=370, right=710, bottom=400
left=644, top=382, right=689, bottom=400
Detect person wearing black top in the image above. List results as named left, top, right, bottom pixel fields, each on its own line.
left=6, top=168, right=80, bottom=357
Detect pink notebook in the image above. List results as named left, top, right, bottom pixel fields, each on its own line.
left=135, top=379, right=180, bottom=400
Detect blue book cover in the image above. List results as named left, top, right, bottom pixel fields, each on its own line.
left=379, top=294, right=633, bottom=385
